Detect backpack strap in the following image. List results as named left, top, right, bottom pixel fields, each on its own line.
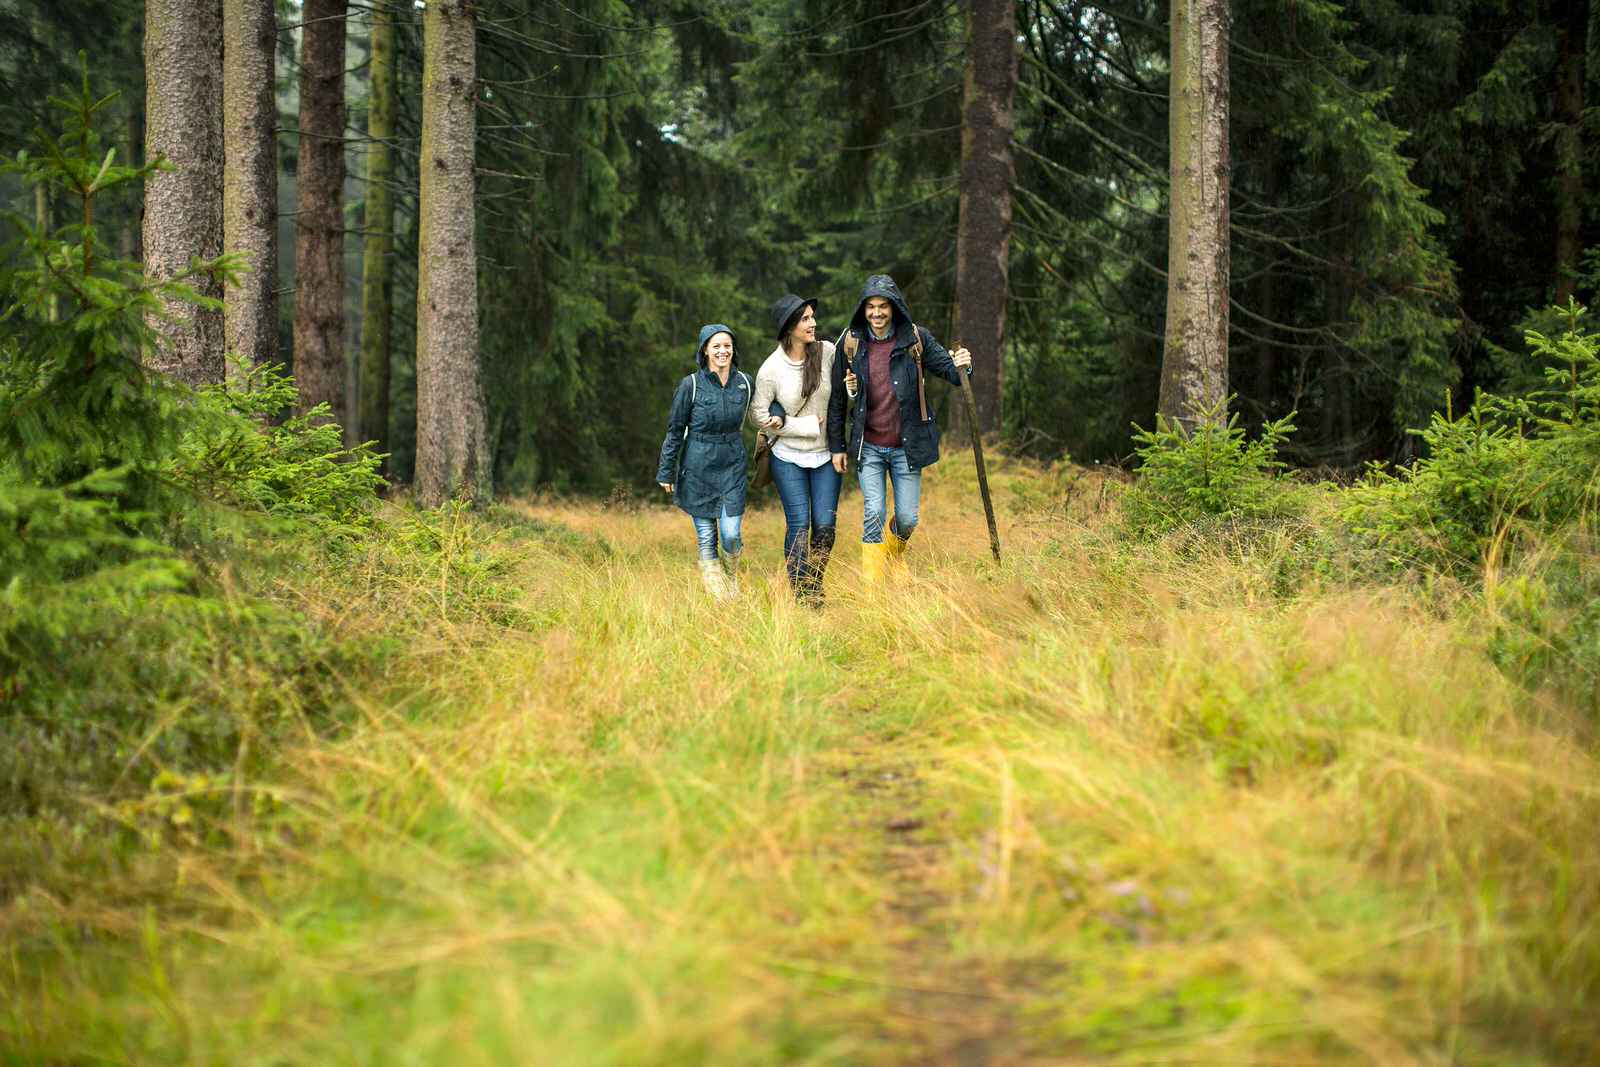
left=909, top=324, right=928, bottom=421
left=842, top=330, right=858, bottom=365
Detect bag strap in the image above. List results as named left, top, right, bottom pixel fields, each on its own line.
left=683, top=373, right=696, bottom=440
left=909, top=324, right=927, bottom=421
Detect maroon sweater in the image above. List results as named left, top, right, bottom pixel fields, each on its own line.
left=863, top=335, right=900, bottom=447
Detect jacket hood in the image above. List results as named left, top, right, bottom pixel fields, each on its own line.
left=694, top=323, right=740, bottom=369
left=847, top=274, right=913, bottom=342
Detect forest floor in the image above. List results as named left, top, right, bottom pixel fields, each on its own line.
left=4, top=454, right=1598, bottom=1065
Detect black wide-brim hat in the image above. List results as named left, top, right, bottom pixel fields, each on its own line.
left=770, top=293, right=819, bottom=340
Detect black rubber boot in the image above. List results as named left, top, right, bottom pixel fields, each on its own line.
left=800, top=524, right=836, bottom=605
left=784, top=532, right=808, bottom=598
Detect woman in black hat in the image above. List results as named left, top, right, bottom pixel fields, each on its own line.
left=750, top=294, right=841, bottom=604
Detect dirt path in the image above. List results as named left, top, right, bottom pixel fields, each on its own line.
left=839, top=745, right=1021, bottom=1066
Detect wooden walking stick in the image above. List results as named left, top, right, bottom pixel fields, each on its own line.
left=952, top=341, right=1001, bottom=563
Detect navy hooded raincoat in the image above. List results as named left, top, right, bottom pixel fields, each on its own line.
left=826, top=275, right=968, bottom=471
left=655, top=324, right=753, bottom=520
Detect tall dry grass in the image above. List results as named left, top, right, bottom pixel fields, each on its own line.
left=3, top=454, right=1596, bottom=1065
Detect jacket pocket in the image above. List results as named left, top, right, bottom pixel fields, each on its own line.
left=904, top=416, right=939, bottom=466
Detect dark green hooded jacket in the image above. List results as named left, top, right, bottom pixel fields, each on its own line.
left=655, top=323, right=752, bottom=519
left=825, top=275, right=968, bottom=471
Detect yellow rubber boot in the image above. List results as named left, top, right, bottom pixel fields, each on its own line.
left=884, top=530, right=910, bottom=582
left=860, top=541, right=888, bottom=588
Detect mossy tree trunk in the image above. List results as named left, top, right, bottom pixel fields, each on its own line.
left=953, top=0, right=1018, bottom=438
left=1553, top=0, right=1587, bottom=305
left=1159, top=0, right=1231, bottom=429
left=222, top=0, right=278, bottom=382
left=414, top=0, right=488, bottom=507
left=358, top=4, right=396, bottom=465
left=143, top=0, right=225, bottom=387
left=292, top=0, right=348, bottom=426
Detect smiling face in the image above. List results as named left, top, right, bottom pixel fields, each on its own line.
left=863, top=296, right=894, bottom=337
left=792, top=305, right=816, bottom=344
left=703, top=331, right=734, bottom=376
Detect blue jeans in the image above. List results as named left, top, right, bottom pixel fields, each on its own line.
left=692, top=507, right=742, bottom=561
left=858, top=442, right=920, bottom=544
left=768, top=454, right=842, bottom=563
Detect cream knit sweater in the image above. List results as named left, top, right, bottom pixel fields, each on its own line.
left=750, top=341, right=836, bottom=456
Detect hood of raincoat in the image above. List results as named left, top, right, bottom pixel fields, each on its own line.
left=846, top=274, right=914, bottom=344
left=694, top=323, right=740, bottom=369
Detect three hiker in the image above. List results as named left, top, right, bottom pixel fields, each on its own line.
left=655, top=275, right=971, bottom=597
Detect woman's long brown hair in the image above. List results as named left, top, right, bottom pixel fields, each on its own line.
left=782, top=330, right=825, bottom=408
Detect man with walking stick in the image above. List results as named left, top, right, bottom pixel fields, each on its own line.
left=827, top=274, right=975, bottom=586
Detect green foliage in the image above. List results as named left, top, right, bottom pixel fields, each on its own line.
left=0, top=61, right=232, bottom=510
left=1343, top=302, right=1600, bottom=572
left=0, top=65, right=386, bottom=815
left=176, top=359, right=386, bottom=538
left=1121, top=400, right=1300, bottom=538
left=1486, top=543, right=1600, bottom=717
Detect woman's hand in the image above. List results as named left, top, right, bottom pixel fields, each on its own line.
left=762, top=414, right=784, bottom=431
left=831, top=453, right=847, bottom=474
left=659, top=482, right=673, bottom=494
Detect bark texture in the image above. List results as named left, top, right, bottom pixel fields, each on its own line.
left=1159, top=0, right=1231, bottom=428
left=415, top=0, right=489, bottom=507
left=292, top=0, right=348, bottom=425
left=143, top=0, right=225, bottom=387
left=953, top=0, right=1018, bottom=436
left=358, top=4, right=396, bottom=462
left=222, top=0, right=278, bottom=381
left=36, top=184, right=56, bottom=323
left=1554, top=0, right=1586, bottom=305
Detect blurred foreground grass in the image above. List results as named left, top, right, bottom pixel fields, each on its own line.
left=3, top=454, right=1596, bottom=1065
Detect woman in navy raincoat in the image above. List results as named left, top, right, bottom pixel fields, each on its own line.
left=656, top=324, right=753, bottom=598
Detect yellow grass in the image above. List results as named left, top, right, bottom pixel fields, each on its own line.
left=3, top=454, right=1597, bottom=1065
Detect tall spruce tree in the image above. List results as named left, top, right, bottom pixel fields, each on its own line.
left=292, top=0, right=348, bottom=427
left=954, top=0, right=1019, bottom=436
left=143, top=0, right=225, bottom=386
left=358, top=1, right=396, bottom=463
left=414, top=0, right=487, bottom=506
left=1553, top=0, right=1587, bottom=304
left=1159, top=0, right=1230, bottom=426
left=221, top=0, right=278, bottom=379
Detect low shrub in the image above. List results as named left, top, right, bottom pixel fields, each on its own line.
left=1120, top=398, right=1300, bottom=539
left=1343, top=302, right=1600, bottom=575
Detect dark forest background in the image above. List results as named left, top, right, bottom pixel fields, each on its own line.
left=3, top=0, right=1594, bottom=488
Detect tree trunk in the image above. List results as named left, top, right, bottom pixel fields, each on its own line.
left=1158, top=0, right=1231, bottom=429
left=953, top=0, right=1018, bottom=437
left=36, top=184, right=57, bottom=323
left=222, top=0, right=278, bottom=382
left=143, top=0, right=225, bottom=387
left=1554, top=0, right=1587, bottom=305
left=358, top=3, right=396, bottom=464
left=415, top=0, right=488, bottom=507
left=292, top=0, right=348, bottom=425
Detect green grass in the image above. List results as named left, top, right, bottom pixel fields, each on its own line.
left=3, top=456, right=1598, bottom=1065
